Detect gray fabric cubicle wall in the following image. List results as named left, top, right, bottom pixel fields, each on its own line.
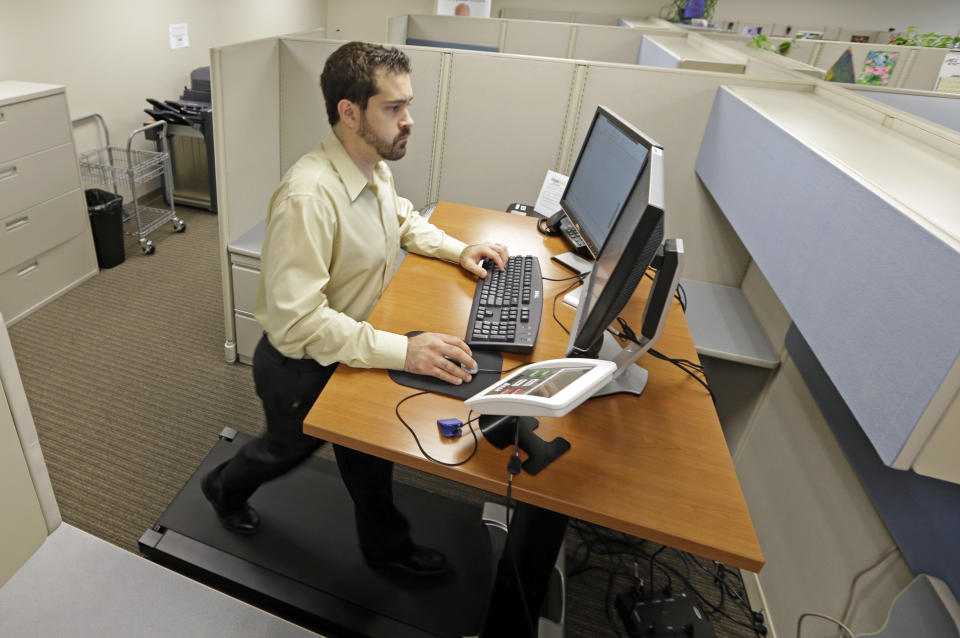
left=853, top=89, right=960, bottom=134
left=785, top=323, right=960, bottom=603
left=695, top=85, right=960, bottom=467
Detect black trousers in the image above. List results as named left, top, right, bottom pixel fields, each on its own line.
left=210, top=334, right=413, bottom=559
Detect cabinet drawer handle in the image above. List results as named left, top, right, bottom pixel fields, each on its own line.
left=5, top=216, right=29, bottom=232
left=16, top=261, right=39, bottom=277
left=0, top=165, right=17, bottom=181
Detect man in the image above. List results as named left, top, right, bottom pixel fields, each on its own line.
left=201, top=41, right=508, bottom=577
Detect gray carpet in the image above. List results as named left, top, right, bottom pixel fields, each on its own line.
left=7, top=202, right=762, bottom=638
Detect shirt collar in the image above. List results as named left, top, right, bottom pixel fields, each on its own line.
left=321, top=132, right=376, bottom=202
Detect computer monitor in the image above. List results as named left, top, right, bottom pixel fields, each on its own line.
left=559, top=105, right=655, bottom=259
left=565, top=124, right=684, bottom=397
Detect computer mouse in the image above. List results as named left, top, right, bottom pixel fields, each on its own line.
left=444, top=356, right=478, bottom=375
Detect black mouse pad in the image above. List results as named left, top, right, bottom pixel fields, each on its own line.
left=389, top=350, right=504, bottom=400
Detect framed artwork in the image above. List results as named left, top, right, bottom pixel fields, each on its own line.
left=825, top=49, right=855, bottom=83
left=857, top=50, right=900, bottom=85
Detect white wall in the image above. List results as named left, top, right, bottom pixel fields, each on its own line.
left=0, top=0, right=326, bottom=153
left=326, top=0, right=959, bottom=43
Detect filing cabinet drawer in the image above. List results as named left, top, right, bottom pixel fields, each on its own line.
left=0, top=232, right=98, bottom=325
left=234, top=313, right=263, bottom=365
left=0, top=93, right=72, bottom=164
left=231, top=264, right=261, bottom=314
left=0, top=144, right=81, bottom=216
left=0, top=189, right=86, bottom=274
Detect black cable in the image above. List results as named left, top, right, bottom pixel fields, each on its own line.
left=607, top=316, right=715, bottom=403
left=649, top=545, right=666, bottom=596
left=503, top=421, right=537, bottom=638
left=566, top=520, right=768, bottom=637
left=675, top=281, right=687, bottom=313
left=543, top=273, right=585, bottom=282
left=552, top=274, right=586, bottom=335
left=394, top=391, right=479, bottom=466
left=648, top=348, right=716, bottom=404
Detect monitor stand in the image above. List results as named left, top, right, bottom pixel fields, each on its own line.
left=593, top=331, right=650, bottom=397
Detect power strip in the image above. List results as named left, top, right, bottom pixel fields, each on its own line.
left=616, top=589, right=717, bottom=637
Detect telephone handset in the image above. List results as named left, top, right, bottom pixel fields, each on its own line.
left=538, top=209, right=565, bottom=236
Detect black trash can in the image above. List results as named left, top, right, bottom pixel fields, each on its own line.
left=85, top=188, right=125, bottom=268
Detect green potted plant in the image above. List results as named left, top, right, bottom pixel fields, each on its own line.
left=748, top=33, right=801, bottom=56
left=889, top=26, right=960, bottom=48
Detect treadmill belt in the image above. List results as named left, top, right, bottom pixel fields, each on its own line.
left=147, top=432, right=493, bottom=637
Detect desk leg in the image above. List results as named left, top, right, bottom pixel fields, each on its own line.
left=480, top=502, right=567, bottom=638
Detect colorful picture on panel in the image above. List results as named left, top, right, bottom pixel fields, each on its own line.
left=851, top=35, right=870, bottom=43
left=825, top=48, right=855, bottom=83
left=683, top=0, right=705, bottom=19
left=857, top=50, right=900, bottom=85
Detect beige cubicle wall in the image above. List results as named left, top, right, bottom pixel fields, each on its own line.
left=685, top=32, right=826, bottom=79
left=391, top=15, right=821, bottom=81
left=390, top=13, right=678, bottom=64
left=211, top=37, right=283, bottom=362
left=497, top=8, right=630, bottom=25
left=703, top=31, right=955, bottom=91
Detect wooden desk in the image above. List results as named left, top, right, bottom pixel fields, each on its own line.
left=304, top=203, right=763, bottom=574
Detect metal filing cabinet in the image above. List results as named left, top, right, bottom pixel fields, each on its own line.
left=0, top=82, right=98, bottom=325
left=227, top=220, right=265, bottom=364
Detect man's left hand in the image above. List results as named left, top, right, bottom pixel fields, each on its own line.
left=460, top=243, right=509, bottom=278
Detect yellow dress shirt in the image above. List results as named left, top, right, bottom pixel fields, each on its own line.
left=253, top=133, right=467, bottom=369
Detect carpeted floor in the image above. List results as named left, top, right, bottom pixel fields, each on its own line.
left=7, top=202, right=762, bottom=638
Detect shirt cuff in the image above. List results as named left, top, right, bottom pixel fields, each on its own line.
left=371, top=330, right=408, bottom=370
left=437, top=235, right=469, bottom=264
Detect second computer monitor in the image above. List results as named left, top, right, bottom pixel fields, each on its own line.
left=566, top=123, right=666, bottom=362
left=560, top=105, right=654, bottom=258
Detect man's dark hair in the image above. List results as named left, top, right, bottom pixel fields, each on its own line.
left=320, top=41, right=411, bottom=126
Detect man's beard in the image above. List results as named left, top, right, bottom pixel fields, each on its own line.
left=358, top=113, right=410, bottom=161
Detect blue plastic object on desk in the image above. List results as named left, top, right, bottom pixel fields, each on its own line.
left=437, top=418, right=463, bottom=438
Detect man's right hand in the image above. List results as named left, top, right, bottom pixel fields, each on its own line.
left=404, top=332, right=477, bottom=385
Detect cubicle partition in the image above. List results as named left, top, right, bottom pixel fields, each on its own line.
left=704, top=31, right=957, bottom=91
left=695, top=79, right=960, bottom=632
left=497, top=7, right=630, bottom=25
left=213, top=34, right=820, bottom=359
left=211, top=29, right=960, bottom=638
left=846, top=85, right=960, bottom=133
left=389, top=14, right=678, bottom=64
left=211, top=37, right=283, bottom=364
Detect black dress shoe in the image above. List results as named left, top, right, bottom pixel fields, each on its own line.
left=365, top=545, right=448, bottom=576
left=201, top=470, right=260, bottom=536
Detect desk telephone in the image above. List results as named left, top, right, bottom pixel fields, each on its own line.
left=506, top=203, right=592, bottom=259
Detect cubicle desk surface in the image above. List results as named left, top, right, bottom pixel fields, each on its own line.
left=141, top=431, right=493, bottom=638
left=304, top=203, right=765, bottom=573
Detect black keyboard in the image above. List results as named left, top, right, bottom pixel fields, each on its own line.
left=466, top=255, right=543, bottom=353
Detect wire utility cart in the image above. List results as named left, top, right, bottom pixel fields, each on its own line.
left=72, top=113, right=185, bottom=254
